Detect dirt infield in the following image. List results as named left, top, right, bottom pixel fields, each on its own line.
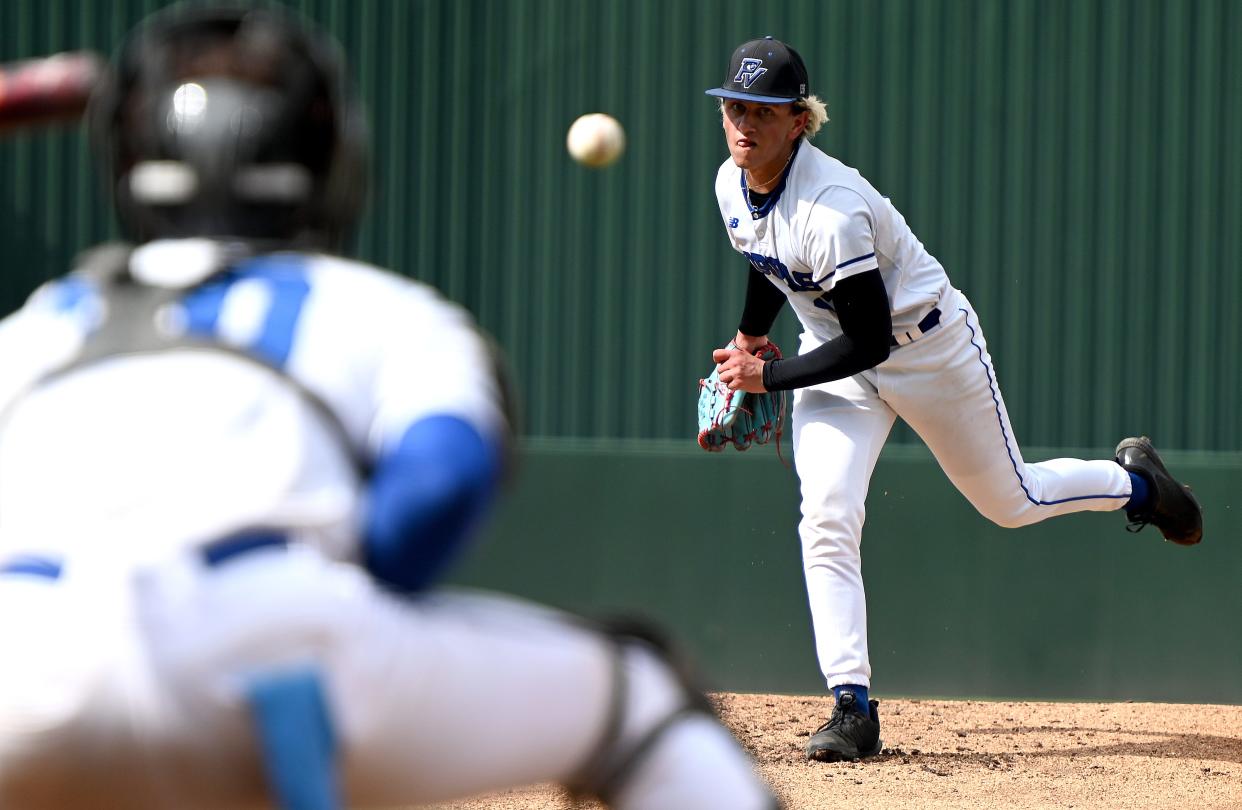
left=425, top=693, right=1242, bottom=809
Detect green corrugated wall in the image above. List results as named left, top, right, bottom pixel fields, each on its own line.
left=456, top=444, right=1242, bottom=703
left=2, top=0, right=1240, bottom=451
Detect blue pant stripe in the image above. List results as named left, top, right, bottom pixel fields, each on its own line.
left=960, top=307, right=1126, bottom=507
left=246, top=668, right=340, bottom=810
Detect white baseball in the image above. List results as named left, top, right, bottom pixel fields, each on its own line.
left=566, top=113, right=626, bottom=168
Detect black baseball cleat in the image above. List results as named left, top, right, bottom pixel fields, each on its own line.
left=805, top=691, right=882, bottom=762
left=1115, top=436, right=1203, bottom=546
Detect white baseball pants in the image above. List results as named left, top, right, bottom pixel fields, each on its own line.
left=0, top=547, right=773, bottom=810
left=791, top=287, right=1131, bottom=689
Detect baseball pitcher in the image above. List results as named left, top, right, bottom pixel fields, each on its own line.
left=699, top=36, right=1203, bottom=764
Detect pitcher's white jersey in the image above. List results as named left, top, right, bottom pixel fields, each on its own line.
left=715, top=140, right=950, bottom=347
left=0, top=239, right=508, bottom=569
left=712, top=137, right=1133, bottom=700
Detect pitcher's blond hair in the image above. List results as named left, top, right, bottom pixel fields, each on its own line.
left=793, top=95, right=829, bottom=139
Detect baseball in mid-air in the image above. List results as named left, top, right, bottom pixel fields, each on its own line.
left=566, top=113, right=625, bottom=168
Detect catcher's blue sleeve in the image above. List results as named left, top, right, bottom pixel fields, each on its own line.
left=363, top=414, right=502, bottom=592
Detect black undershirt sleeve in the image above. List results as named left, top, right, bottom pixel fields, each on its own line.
left=761, top=268, right=893, bottom=392
left=737, top=265, right=787, bottom=337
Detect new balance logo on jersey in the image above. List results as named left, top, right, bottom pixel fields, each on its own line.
left=728, top=217, right=740, bottom=228
left=733, top=58, right=767, bottom=89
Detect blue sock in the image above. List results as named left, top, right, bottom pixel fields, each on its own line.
left=1125, top=470, right=1151, bottom=514
left=833, top=684, right=870, bottom=715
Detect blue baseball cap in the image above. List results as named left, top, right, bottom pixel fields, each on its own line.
left=705, top=36, right=809, bottom=104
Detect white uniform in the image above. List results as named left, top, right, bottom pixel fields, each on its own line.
left=716, top=141, right=1132, bottom=689
left=0, top=240, right=504, bottom=565
left=0, top=239, right=773, bottom=809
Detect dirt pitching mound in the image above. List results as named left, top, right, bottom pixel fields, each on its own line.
left=425, top=693, right=1242, bottom=809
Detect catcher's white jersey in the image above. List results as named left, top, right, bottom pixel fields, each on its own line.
left=715, top=140, right=950, bottom=347
left=0, top=239, right=777, bottom=809
left=0, top=239, right=507, bottom=568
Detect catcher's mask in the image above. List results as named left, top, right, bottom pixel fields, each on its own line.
left=88, top=3, right=368, bottom=250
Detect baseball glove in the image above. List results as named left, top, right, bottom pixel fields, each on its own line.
left=697, top=342, right=787, bottom=452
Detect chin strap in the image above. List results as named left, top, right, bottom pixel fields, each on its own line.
left=564, top=618, right=740, bottom=805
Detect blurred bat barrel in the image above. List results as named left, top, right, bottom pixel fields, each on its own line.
left=0, top=51, right=103, bottom=133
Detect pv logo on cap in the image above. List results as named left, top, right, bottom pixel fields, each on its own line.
left=733, top=58, right=767, bottom=89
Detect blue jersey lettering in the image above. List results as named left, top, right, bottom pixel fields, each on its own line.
left=743, top=251, right=822, bottom=293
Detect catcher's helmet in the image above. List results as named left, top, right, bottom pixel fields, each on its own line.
left=89, top=3, right=367, bottom=249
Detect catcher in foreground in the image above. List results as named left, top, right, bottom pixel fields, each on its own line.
left=0, top=7, right=780, bottom=810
